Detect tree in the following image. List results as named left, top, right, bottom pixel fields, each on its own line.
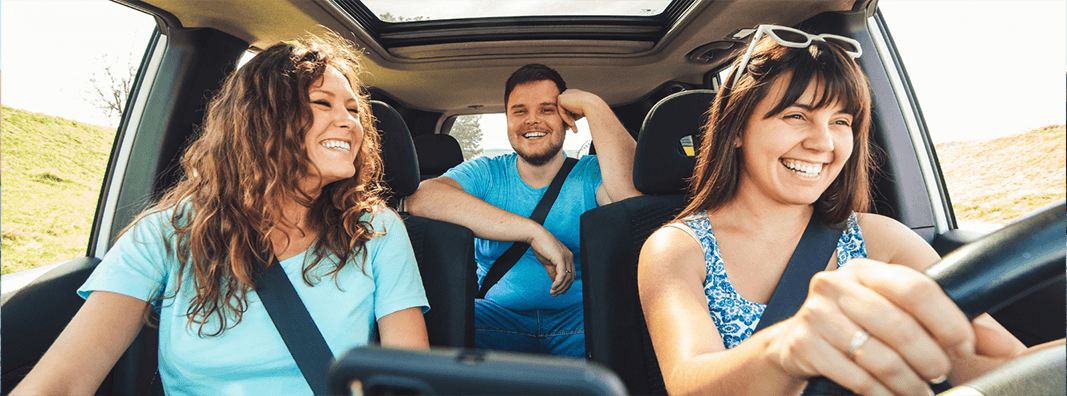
left=86, top=54, right=137, bottom=126
left=378, top=12, right=428, bottom=23
left=451, top=115, right=484, bottom=160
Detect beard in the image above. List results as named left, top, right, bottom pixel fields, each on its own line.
left=515, top=135, right=564, bottom=166
left=513, top=125, right=566, bottom=166
left=517, top=141, right=563, bottom=166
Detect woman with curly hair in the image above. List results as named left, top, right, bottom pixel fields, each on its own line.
left=14, top=30, right=428, bottom=395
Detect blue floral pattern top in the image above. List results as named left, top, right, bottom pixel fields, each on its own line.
left=680, top=211, right=867, bottom=349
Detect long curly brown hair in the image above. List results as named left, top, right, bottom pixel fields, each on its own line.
left=131, top=31, right=386, bottom=336
left=677, top=32, right=873, bottom=227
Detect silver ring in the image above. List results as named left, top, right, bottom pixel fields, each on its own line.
left=846, top=330, right=869, bottom=359
left=565, top=270, right=573, bottom=274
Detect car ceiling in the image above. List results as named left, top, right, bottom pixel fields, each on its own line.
left=132, top=0, right=870, bottom=116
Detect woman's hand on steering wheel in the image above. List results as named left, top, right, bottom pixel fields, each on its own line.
left=766, top=258, right=976, bottom=396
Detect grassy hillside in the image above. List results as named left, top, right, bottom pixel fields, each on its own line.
left=936, top=125, right=1066, bottom=226
left=1, top=106, right=116, bottom=274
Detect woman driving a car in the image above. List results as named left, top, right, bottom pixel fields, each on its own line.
left=637, top=25, right=1047, bottom=396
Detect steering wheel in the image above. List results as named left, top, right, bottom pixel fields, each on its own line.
left=803, top=200, right=1066, bottom=396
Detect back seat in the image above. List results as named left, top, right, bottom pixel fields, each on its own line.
left=580, top=90, right=715, bottom=394
left=413, top=133, right=464, bottom=180
left=373, top=101, right=477, bottom=348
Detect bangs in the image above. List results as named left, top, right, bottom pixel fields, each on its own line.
left=763, top=43, right=869, bottom=122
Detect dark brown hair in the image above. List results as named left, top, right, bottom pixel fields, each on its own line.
left=504, top=63, right=567, bottom=107
left=677, top=32, right=873, bottom=226
left=130, top=30, right=386, bottom=336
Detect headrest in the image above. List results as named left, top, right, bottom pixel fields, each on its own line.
left=413, top=134, right=465, bottom=178
left=372, top=100, right=420, bottom=198
left=633, top=90, right=716, bottom=195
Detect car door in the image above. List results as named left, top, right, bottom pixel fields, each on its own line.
left=1, top=16, right=249, bottom=393
left=865, top=8, right=1064, bottom=348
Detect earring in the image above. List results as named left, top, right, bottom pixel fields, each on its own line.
left=734, top=137, right=742, bottom=148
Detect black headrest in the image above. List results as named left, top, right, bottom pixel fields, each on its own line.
left=372, top=100, right=420, bottom=198
left=633, top=90, right=716, bottom=195
left=413, top=134, right=465, bottom=177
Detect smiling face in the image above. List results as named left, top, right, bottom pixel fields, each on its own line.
left=301, top=65, right=365, bottom=194
left=735, top=75, right=855, bottom=207
left=505, top=80, right=567, bottom=166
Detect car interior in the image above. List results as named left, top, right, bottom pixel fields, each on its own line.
left=1, top=0, right=1063, bottom=394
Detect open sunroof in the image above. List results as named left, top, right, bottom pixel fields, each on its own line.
left=325, top=0, right=698, bottom=49
left=363, top=0, right=674, bottom=22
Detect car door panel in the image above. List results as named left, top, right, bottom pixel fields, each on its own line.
left=1, top=24, right=247, bottom=395
left=1, top=257, right=99, bottom=394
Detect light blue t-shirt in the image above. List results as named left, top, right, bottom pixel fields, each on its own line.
left=78, top=206, right=428, bottom=395
left=441, top=153, right=602, bottom=311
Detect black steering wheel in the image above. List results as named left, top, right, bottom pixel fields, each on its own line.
left=803, top=200, right=1066, bottom=395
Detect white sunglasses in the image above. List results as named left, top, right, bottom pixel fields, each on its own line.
left=731, top=24, right=863, bottom=87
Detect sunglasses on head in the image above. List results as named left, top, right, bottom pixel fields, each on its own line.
left=731, top=24, right=863, bottom=88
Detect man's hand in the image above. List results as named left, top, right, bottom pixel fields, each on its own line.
left=557, top=88, right=597, bottom=134
left=528, top=226, right=575, bottom=297
left=557, top=87, right=641, bottom=204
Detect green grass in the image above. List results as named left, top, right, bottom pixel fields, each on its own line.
left=1, top=106, right=116, bottom=274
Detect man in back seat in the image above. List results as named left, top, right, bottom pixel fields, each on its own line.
left=406, top=64, right=640, bottom=357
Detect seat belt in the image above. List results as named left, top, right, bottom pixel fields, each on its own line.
left=255, top=255, right=334, bottom=395
left=477, top=157, right=579, bottom=299
left=751, top=212, right=841, bottom=334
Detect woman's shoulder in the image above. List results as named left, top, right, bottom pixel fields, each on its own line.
left=853, top=212, right=912, bottom=240
left=125, top=203, right=191, bottom=238
left=854, top=212, right=940, bottom=270
left=366, top=204, right=404, bottom=228
left=642, top=221, right=704, bottom=269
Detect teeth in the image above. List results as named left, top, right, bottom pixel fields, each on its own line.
left=524, top=132, right=547, bottom=138
left=321, top=140, right=351, bottom=151
left=782, top=159, right=822, bottom=177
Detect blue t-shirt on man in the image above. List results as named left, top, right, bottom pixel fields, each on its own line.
left=442, top=153, right=602, bottom=311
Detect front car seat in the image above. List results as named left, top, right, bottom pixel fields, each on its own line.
left=373, top=101, right=477, bottom=348
left=580, top=90, right=715, bottom=395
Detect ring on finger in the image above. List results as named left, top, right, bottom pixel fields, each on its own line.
left=565, top=270, right=573, bottom=274
left=846, top=330, right=870, bottom=359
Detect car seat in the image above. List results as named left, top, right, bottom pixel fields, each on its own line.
left=373, top=101, right=477, bottom=348
left=580, top=90, right=715, bottom=395
left=413, top=133, right=465, bottom=180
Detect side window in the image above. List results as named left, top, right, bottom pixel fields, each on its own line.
left=450, top=113, right=592, bottom=161
left=879, top=2, right=1065, bottom=232
left=1, top=3, right=156, bottom=274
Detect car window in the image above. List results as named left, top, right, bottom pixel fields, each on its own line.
left=0, top=2, right=156, bottom=275
left=879, top=1, right=1066, bottom=232
left=451, top=113, right=592, bottom=161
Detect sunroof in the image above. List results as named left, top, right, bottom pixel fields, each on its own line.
left=363, top=0, right=674, bottom=22
left=327, top=0, right=695, bottom=50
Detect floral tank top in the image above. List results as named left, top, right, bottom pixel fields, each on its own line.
left=679, top=211, right=867, bottom=349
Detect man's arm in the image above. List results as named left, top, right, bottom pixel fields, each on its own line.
left=558, top=89, right=641, bottom=204
left=406, top=177, right=576, bottom=296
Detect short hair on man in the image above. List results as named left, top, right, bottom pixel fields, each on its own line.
left=504, top=64, right=567, bottom=106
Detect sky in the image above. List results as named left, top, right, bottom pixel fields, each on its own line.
left=1, top=0, right=1064, bottom=149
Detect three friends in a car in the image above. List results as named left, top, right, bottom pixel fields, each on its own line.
left=15, top=25, right=1056, bottom=396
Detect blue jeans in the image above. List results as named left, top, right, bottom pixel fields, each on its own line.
left=474, top=299, right=585, bottom=357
